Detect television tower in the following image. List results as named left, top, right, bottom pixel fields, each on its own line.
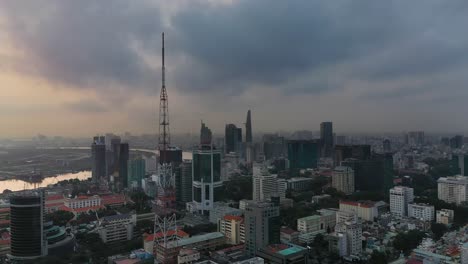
left=159, top=32, right=170, bottom=160
left=154, top=32, right=178, bottom=263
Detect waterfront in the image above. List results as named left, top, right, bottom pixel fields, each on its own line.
left=0, top=170, right=91, bottom=193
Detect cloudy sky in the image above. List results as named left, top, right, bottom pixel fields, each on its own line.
left=1, top=0, right=468, bottom=138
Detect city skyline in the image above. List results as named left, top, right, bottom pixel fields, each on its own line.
left=2, top=1, right=468, bottom=137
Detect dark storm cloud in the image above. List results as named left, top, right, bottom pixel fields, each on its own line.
left=170, top=0, right=468, bottom=97
left=171, top=0, right=405, bottom=93
left=3, top=0, right=468, bottom=100
left=1, top=0, right=161, bottom=90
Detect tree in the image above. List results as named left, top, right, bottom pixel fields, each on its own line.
left=46, top=210, right=75, bottom=226
left=431, top=223, right=448, bottom=240
left=130, top=191, right=151, bottom=213
left=393, top=230, right=426, bottom=255
left=136, top=219, right=154, bottom=233
left=369, top=250, right=388, bottom=264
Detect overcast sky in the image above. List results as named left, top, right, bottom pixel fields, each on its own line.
left=1, top=0, right=468, bottom=138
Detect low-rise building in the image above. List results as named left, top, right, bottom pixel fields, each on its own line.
left=178, top=248, right=201, bottom=264
left=256, top=244, right=308, bottom=264
left=155, top=232, right=225, bottom=264
left=408, top=203, right=434, bottom=221
left=339, top=200, right=380, bottom=222
left=143, top=230, right=189, bottom=255
left=64, top=195, right=101, bottom=209
left=286, top=177, right=314, bottom=191
left=98, top=214, right=136, bottom=243
left=436, top=209, right=454, bottom=225
left=280, top=227, right=299, bottom=244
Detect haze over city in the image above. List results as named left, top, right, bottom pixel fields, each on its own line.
left=2, top=0, right=468, bottom=138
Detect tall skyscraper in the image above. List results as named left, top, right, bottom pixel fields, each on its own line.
left=111, top=136, right=122, bottom=172
left=341, top=154, right=393, bottom=194
left=200, top=121, right=213, bottom=145
left=189, top=122, right=223, bottom=215
left=91, top=136, right=106, bottom=183
left=383, top=139, right=391, bottom=153
left=127, top=158, right=146, bottom=189
left=119, top=143, right=130, bottom=189
left=287, top=140, right=320, bottom=170
left=8, top=193, right=47, bottom=261
left=263, top=134, right=286, bottom=160
left=320, top=122, right=333, bottom=158
left=225, top=124, right=242, bottom=154
left=457, top=154, right=468, bottom=176
left=332, top=166, right=355, bottom=195
left=244, top=200, right=280, bottom=256
left=450, top=135, right=464, bottom=149
left=191, top=147, right=222, bottom=215
left=407, top=131, right=425, bottom=146
left=175, top=160, right=193, bottom=204
left=246, top=110, right=252, bottom=143
left=334, top=145, right=371, bottom=166
left=389, top=186, right=414, bottom=217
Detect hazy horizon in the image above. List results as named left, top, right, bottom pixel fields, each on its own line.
left=2, top=1, right=468, bottom=138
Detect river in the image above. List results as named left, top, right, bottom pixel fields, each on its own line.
left=0, top=171, right=92, bottom=193
left=0, top=148, right=192, bottom=193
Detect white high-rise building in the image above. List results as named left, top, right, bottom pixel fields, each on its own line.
left=437, top=176, right=468, bottom=205
left=389, top=186, right=414, bottom=217
left=332, top=166, right=354, bottom=195
left=408, top=203, right=434, bottom=221
left=335, top=220, right=362, bottom=256
left=252, top=164, right=285, bottom=201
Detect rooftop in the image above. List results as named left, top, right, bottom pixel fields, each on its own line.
left=164, top=232, right=224, bottom=249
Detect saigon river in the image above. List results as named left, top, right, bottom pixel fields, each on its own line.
left=0, top=170, right=92, bottom=193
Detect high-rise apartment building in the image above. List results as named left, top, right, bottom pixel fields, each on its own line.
left=437, top=175, right=468, bottom=205
left=287, top=140, right=319, bottom=170
left=334, top=220, right=362, bottom=256
left=244, top=200, right=280, bottom=256
left=320, top=122, right=333, bottom=158
left=8, top=193, right=47, bottom=261
left=332, top=166, right=354, bottom=195
left=252, top=165, right=284, bottom=201
left=389, top=186, right=414, bottom=217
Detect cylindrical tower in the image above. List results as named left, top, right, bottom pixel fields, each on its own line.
left=9, top=194, right=45, bottom=261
